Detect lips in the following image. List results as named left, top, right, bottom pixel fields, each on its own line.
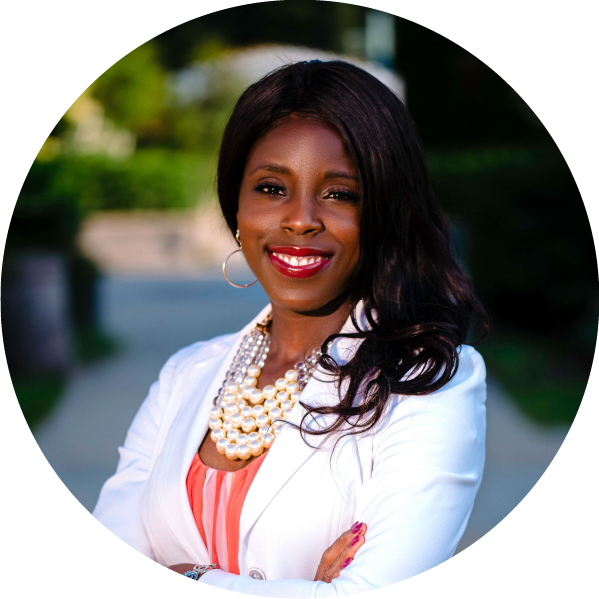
left=267, top=246, right=332, bottom=278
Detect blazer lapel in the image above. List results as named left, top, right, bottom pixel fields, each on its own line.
left=154, top=304, right=273, bottom=564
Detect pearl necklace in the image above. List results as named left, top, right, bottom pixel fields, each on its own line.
left=209, top=315, right=321, bottom=461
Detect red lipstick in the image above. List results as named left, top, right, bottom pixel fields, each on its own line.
left=267, top=246, right=332, bottom=278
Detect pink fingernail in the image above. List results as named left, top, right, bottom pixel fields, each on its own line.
left=350, top=535, right=360, bottom=546
left=342, top=558, right=352, bottom=569
left=350, top=522, right=362, bottom=534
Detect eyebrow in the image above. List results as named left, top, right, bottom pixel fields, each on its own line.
left=323, top=170, right=357, bottom=182
left=249, top=163, right=291, bottom=176
left=250, top=163, right=357, bottom=181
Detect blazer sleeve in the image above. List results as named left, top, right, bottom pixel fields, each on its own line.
left=92, top=348, right=185, bottom=559
left=198, top=345, right=487, bottom=597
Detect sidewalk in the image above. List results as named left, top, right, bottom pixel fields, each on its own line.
left=33, top=276, right=570, bottom=552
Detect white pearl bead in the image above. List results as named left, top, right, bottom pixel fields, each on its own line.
left=282, top=410, right=291, bottom=421
left=276, top=391, right=289, bottom=403
left=284, top=369, right=298, bottom=382
left=261, top=433, right=275, bottom=449
left=242, top=385, right=254, bottom=399
left=247, top=365, right=261, bottom=378
left=263, top=385, right=277, bottom=399
left=209, top=418, right=222, bottom=430
left=243, top=376, right=258, bottom=388
left=222, top=419, right=233, bottom=432
left=290, top=391, right=301, bottom=403
left=255, top=414, right=270, bottom=428
left=210, top=428, right=225, bottom=442
left=230, top=413, right=243, bottom=427
left=264, top=398, right=278, bottom=412
left=224, top=383, right=238, bottom=395
left=248, top=432, right=260, bottom=442
left=272, top=420, right=284, bottom=435
left=224, top=403, right=238, bottom=416
left=236, top=400, right=248, bottom=411
left=280, top=399, right=293, bottom=412
left=249, top=388, right=264, bottom=404
left=216, top=438, right=229, bottom=454
left=258, top=425, right=270, bottom=438
left=268, top=408, right=283, bottom=420
left=275, top=378, right=288, bottom=391
left=227, top=429, right=240, bottom=441
left=251, top=404, right=265, bottom=417
left=225, top=443, right=239, bottom=460
left=249, top=440, right=263, bottom=456
left=241, top=417, right=257, bottom=433
left=237, top=444, right=251, bottom=460
left=223, top=392, right=236, bottom=404
left=285, top=382, right=299, bottom=395
left=241, top=406, right=253, bottom=418
left=210, top=407, right=223, bottom=419
left=236, top=433, right=249, bottom=445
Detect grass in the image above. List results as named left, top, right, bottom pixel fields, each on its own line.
left=478, top=334, right=588, bottom=426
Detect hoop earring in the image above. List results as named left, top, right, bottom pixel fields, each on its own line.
left=222, top=230, right=258, bottom=288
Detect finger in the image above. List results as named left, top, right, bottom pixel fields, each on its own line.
left=328, top=521, right=367, bottom=556
left=315, top=523, right=368, bottom=582
left=323, top=531, right=366, bottom=582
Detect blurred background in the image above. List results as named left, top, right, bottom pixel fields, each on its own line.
left=2, top=1, right=596, bottom=553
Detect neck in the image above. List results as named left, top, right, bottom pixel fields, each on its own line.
left=267, top=298, right=352, bottom=364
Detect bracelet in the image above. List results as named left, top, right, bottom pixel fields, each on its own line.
left=183, top=564, right=220, bottom=580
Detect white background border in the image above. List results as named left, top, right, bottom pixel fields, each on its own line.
left=1, top=1, right=597, bottom=597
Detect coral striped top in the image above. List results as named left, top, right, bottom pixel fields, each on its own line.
left=186, top=451, right=268, bottom=574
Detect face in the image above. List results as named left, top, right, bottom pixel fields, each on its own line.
left=237, top=117, right=361, bottom=314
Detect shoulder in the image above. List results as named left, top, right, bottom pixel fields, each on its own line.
left=373, top=345, right=486, bottom=472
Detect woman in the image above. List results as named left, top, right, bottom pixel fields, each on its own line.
left=93, top=60, right=488, bottom=596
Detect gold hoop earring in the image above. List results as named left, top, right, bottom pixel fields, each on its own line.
left=222, top=230, right=258, bottom=288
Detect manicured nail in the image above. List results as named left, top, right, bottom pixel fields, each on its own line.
left=350, top=522, right=362, bottom=534
left=341, top=558, right=352, bottom=569
left=350, top=535, right=360, bottom=546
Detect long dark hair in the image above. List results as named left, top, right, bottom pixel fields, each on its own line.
left=218, top=60, right=488, bottom=439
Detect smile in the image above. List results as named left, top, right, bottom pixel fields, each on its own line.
left=267, top=246, right=332, bottom=278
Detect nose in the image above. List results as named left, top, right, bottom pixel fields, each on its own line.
left=280, top=193, right=323, bottom=236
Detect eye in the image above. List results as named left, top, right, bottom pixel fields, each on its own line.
left=254, top=183, right=286, bottom=196
left=323, top=189, right=360, bottom=202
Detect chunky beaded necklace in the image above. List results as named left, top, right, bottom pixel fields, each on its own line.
left=208, top=315, right=321, bottom=461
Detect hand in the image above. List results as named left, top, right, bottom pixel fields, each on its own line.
left=314, top=521, right=367, bottom=583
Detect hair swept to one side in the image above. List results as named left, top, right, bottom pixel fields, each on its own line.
left=217, top=60, right=489, bottom=440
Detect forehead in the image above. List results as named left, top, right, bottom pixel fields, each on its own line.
left=245, top=118, right=355, bottom=173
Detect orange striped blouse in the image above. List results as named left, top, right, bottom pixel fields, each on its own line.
left=186, top=451, right=268, bottom=574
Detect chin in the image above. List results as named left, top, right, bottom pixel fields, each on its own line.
left=267, top=287, right=350, bottom=317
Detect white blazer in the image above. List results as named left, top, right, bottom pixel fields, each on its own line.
left=93, top=303, right=486, bottom=597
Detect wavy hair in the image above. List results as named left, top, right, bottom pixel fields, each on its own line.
left=217, top=60, right=488, bottom=439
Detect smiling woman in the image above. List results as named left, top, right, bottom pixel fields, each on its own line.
left=93, top=60, right=489, bottom=596
left=238, top=118, right=360, bottom=309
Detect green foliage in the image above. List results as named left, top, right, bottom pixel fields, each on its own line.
left=90, top=42, right=166, bottom=138
left=19, top=150, right=214, bottom=213
left=12, top=373, right=66, bottom=431
left=480, top=334, right=586, bottom=425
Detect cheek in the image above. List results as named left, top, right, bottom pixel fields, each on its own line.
left=237, top=199, right=276, bottom=236
left=334, top=213, right=360, bottom=262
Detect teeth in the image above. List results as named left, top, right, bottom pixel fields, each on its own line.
left=273, top=253, right=326, bottom=266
